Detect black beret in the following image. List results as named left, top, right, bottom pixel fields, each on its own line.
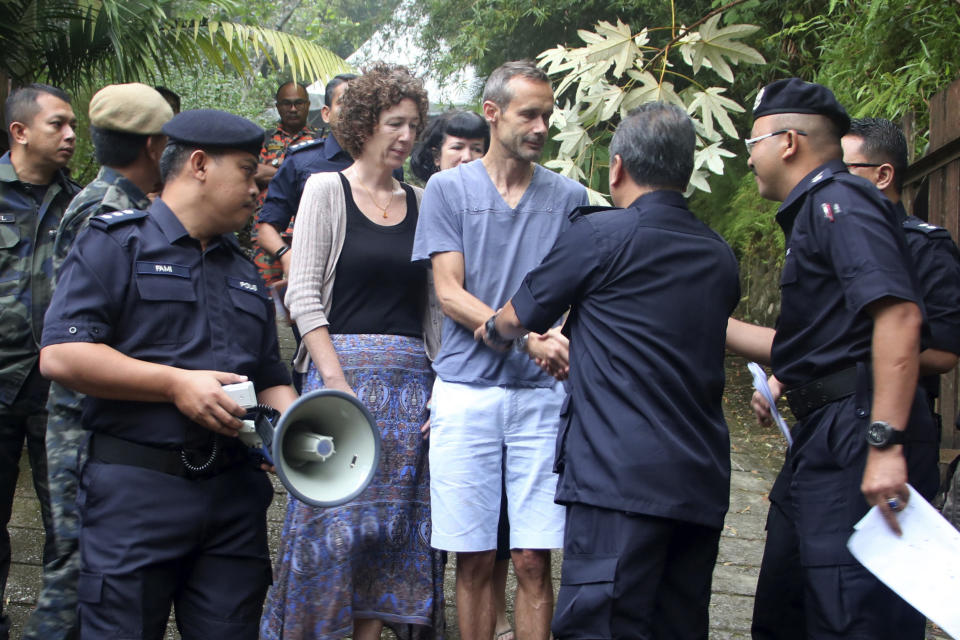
left=162, top=109, right=264, bottom=157
left=752, top=78, right=850, bottom=136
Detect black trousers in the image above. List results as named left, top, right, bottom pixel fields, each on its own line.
left=752, top=388, right=932, bottom=640
left=77, top=461, right=274, bottom=640
left=552, top=502, right=721, bottom=640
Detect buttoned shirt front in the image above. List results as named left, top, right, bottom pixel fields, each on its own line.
left=511, top=190, right=741, bottom=528
left=42, top=199, right=290, bottom=448
left=0, top=151, right=81, bottom=404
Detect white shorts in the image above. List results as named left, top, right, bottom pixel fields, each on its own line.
left=428, top=377, right=566, bottom=552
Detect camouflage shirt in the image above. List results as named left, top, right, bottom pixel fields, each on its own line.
left=0, top=152, right=80, bottom=405
left=53, top=166, right=150, bottom=277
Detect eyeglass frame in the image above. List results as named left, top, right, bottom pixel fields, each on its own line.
left=844, top=162, right=884, bottom=169
left=276, top=99, right=309, bottom=109
left=744, top=129, right=808, bottom=153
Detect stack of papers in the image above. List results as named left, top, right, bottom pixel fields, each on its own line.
left=848, top=485, right=960, bottom=638
left=747, top=362, right=792, bottom=447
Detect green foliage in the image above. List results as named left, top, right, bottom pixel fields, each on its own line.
left=538, top=7, right=765, bottom=201
left=412, top=0, right=715, bottom=79
left=1, top=0, right=350, bottom=93
left=779, top=0, right=960, bottom=152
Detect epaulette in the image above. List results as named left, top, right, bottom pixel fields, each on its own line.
left=88, top=209, right=148, bottom=229
left=287, top=138, right=326, bottom=156
left=568, top=204, right=618, bottom=221
left=903, top=216, right=951, bottom=238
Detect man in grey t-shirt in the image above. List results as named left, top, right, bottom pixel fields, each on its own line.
left=412, top=60, right=588, bottom=640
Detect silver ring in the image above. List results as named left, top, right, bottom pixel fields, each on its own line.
left=886, top=497, right=900, bottom=511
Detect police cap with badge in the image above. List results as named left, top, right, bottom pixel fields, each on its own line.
left=162, top=109, right=265, bottom=158
left=753, top=77, right=851, bottom=136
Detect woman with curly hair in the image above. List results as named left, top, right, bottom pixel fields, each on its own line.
left=260, top=63, right=445, bottom=640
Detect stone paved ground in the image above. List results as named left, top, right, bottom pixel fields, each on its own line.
left=2, top=340, right=951, bottom=638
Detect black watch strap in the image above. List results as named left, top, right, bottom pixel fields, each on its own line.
left=484, top=315, right=512, bottom=348
left=866, top=421, right=906, bottom=449
left=274, top=245, right=290, bottom=260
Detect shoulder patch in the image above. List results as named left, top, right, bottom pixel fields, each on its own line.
left=903, top=216, right=950, bottom=237
left=89, top=209, right=148, bottom=229
left=287, top=138, right=325, bottom=155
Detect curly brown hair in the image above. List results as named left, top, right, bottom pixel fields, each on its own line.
left=332, top=63, right=429, bottom=159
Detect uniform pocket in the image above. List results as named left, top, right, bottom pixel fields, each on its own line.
left=226, top=279, right=269, bottom=355
left=553, top=553, right=617, bottom=639
left=77, top=571, right=104, bottom=604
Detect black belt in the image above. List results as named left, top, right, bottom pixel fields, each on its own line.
left=89, top=433, right=247, bottom=479
left=784, top=367, right=858, bottom=420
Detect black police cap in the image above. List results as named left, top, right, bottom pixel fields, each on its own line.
left=752, top=78, right=850, bottom=136
left=162, top=109, right=264, bottom=157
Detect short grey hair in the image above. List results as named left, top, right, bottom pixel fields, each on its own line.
left=610, top=103, right=695, bottom=190
left=482, top=60, right=550, bottom=109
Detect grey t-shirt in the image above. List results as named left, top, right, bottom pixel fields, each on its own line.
left=412, top=159, right=589, bottom=387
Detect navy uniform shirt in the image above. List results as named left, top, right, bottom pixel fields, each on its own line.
left=0, top=152, right=81, bottom=404
left=771, top=160, right=923, bottom=388
left=257, top=135, right=403, bottom=230
left=511, top=190, right=740, bottom=529
left=42, top=199, right=290, bottom=448
left=897, top=203, right=960, bottom=403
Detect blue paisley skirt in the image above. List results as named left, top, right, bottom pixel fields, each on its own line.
left=260, top=334, right=445, bottom=639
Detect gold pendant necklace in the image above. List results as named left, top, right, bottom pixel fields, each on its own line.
left=353, top=174, right=396, bottom=218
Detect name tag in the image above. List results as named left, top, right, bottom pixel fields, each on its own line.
left=0, top=214, right=15, bottom=223
left=136, top=261, right=190, bottom=278
left=227, top=276, right=263, bottom=294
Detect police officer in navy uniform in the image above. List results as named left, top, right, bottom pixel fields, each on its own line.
left=477, top=103, right=741, bottom=639
left=39, top=109, right=298, bottom=640
left=728, top=79, right=935, bottom=639
left=842, top=117, right=960, bottom=417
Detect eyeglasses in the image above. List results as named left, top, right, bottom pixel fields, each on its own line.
left=844, top=162, right=883, bottom=169
left=277, top=99, right=308, bottom=108
left=744, top=129, right=807, bottom=153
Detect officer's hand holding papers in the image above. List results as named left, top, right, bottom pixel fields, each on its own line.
left=848, top=484, right=960, bottom=639
left=747, top=362, right=793, bottom=447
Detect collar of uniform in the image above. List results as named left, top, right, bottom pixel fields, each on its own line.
left=894, top=201, right=908, bottom=224
left=323, top=134, right=350, bottom=162
left=149, top=198, right=192, bottom=244
left=776, top=158, right=847, bottom=231
left=627, top=188, right=688, bottom=213
left=97, top=166, right=150, bottom=209
left=149, top=197, right=232, bottom=251
left=273, top=123, right=317, bottom=140
left=0, top=150, right=74, bottom=191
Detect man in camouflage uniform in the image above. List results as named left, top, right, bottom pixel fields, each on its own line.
left=0, top=83, right=80, bottom=640
left=22, top=83, right=172, bottom=640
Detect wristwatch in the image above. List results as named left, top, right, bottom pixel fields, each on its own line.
left=865, top=421, right=906, bottom=449
left=273, top=245, right=290, bottom=260
left=484, top=315, right=512, bottom=348
left=514, top=333, right=530, bottom=353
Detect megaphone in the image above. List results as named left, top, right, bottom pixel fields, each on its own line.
left=226, top=382, right=381, bottom=507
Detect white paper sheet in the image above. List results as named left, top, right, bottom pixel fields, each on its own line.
left=847, top=485, right=960, bottom=638
left=747, top=362, right=792, bottom=447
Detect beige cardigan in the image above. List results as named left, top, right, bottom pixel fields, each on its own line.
left=284, top=171, right=443, bottom=372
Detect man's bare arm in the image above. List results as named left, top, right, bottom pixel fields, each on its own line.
left=255, top=163, right=278, bottom=188
left=431, top=251, right=496, bottom=331
left=726, top=317, right=775, bottom=365
left=861, top=298, right=922, bottom=534
left=40, top=342, right=248, bottom=434
left=257, top=384, right=298, bottom=415
left=919, top=348, right=958, bottom=376
left=255, top=222, right=293, bottom=276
